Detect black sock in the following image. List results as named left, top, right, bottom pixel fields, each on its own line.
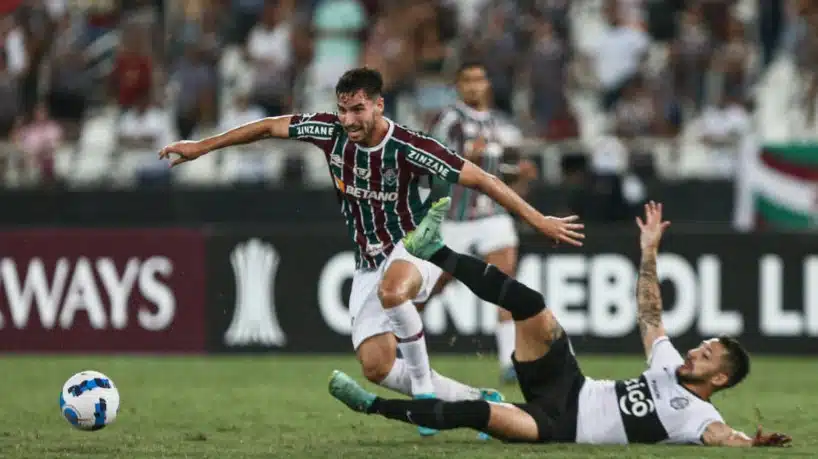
left=429, top=246, right=545, bottom=321
left=368, top=397, right=490, bottom=431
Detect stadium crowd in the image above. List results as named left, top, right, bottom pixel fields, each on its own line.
left=0, top=0, right=813, bottom=194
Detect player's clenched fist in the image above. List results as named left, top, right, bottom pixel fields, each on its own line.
left=159, top=140, right=207, bottom=167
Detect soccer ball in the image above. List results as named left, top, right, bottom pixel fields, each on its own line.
left=59, top=370, right=120, bottom=431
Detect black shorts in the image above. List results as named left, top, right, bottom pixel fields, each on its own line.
left=510, top=333, right=585, bottom=443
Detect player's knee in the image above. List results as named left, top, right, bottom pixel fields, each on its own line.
left=360, top=357, right=392, bottom=384
left=542, top=310, right=563, bottom=345
left=377, top=283, right=412, bottom=308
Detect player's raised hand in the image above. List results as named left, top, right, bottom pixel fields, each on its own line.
left=753, top=425, right=792, bottom=447
left=636, top=200, right=670, bottom=252
left=158, top=140, right=206, bottom=167
left=538, top=215, right=584, bottom=247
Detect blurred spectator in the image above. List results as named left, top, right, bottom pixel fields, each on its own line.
left=222, top=90, right=266, bottom=130
left=784, top=1, right=818, bottom=123
left=711, top=16, right=751, bottom=104
left=588, top=0, right=649, bottom=111
left=171, top=42, right=218, bottom=138
left=82, top=0, right=119, bottom=45
left=541, top=98, right=579, bottom=141
left=699, top=0, right=735, bottom=44
left=468, top=5, right=517, bottom=114
left=230, top=0, right=266, bottom=45
left=361, top=3, right=413, bottom=118
left=670, top=3, right=711, bottom=112
left=219, top=91, right=268, bottom=184
left=413, top=13, right=456, bottom=125
left=305, top=0, right=367, bottom=113
left=0, top=51, right=18, bottom=137
left=111, top=22, right=153, bottom=109
left=13, top=102, right=62, bottom=186
left=46, top=13, right=89, bottom=137
left=2, top=13, right=28, bottom=79
left=247, top=0, right=294, bottom=116
left=525, top=17, right=569, bottom=132
left=698, top=90, right=751, bottom=177
left=117, top=94, right=172, bottom=186
left=612, top=74, right=663, bottom=178
left=16, top=0, right=55, bottom=115
left=613, top=75, right=661, bottom=139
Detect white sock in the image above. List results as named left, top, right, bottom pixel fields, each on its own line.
left=496, top=319, right=515, bottom=369
left=432, top=369, right=483, bottom=401
left=378, top=358, right=412, bottom=396
left=384, top=301, right=435, bottom=395
left=380, top=358, right=482, bottom=401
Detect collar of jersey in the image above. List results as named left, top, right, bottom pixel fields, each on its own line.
left=455, top=100, right=492, bottom=121
left=355, top=117, right=395, bottom=152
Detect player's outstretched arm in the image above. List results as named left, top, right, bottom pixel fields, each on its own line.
left=701, top=422, right=792, bottom=447
left=635, top=201, right=670, bottom=357
left=158, top=116, right=293, bottom=167
left=457, top=161, right=584, bottom=247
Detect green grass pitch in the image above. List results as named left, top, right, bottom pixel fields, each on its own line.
left=0, top=354, right=812, bottom=458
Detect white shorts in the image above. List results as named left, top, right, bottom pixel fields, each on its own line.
left=349, top=241, right=444, bottom=350
left=441, top=214, right=519, bottom=256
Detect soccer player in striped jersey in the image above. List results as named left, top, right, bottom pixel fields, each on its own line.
left=427, top=61, right=537, bottom=384
left=159, top=68, right=584, bottom=437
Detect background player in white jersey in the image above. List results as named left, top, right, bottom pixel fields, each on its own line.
left=329, top=199, right=792, bottom=448
left=427, top=61, right=538, bottom=384
left=158, top=68, right=584, bottom=437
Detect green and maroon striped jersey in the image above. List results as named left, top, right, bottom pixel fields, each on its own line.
left=289, top=113, right=465, bottom=270
left=428, top=101, right=508, bottom=222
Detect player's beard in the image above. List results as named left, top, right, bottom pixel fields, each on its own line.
left=346, top=118, right=374, bottom=143
left=676, top=368, right=706, bottom=385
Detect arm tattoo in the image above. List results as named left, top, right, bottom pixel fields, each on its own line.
left=636, top=250, right=662, bottom=335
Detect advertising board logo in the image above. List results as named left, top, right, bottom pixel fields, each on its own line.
left=224, top=239, right=287, bottom=347
left=0, top=228, right=206, bottom=353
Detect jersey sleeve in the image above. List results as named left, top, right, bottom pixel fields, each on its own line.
left=647, top=336, right=684, bottom=369
left=404, top=133, right=466, bottom=184
left=428, top=110, right=465, bottom=153
left=288, top=113, right=339, bottom=144
left=687, top=408, right=725, bottom=445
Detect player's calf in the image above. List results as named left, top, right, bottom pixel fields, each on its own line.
left=429, top=245, right=545, bottom=322
left=425, top=245, right=566, bottom=361
left=356, top=334, right=398, bottom=385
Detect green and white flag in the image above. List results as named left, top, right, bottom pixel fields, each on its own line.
left=752, top=144, right=818, bottom=229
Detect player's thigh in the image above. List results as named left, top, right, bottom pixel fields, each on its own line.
left=475, top=215, right=519, bottom=264
left=381, top=242, right=443, bottom=304
left=512, top=331, right=583, bottom=405
left=350, top=270, right=393, bottom=351
left=485, top=402, right=541, bottom=442
left=513, top=309, right=564, bottom=362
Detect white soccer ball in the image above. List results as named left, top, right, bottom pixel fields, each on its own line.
left=59, top=370, right=120, bottom=431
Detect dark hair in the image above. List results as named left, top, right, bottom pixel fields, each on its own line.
left=456, top=60, right=486, bottom=79
left=335, top=68, right=383, bottom=100
left=718, top=336, right=750, bottom=389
